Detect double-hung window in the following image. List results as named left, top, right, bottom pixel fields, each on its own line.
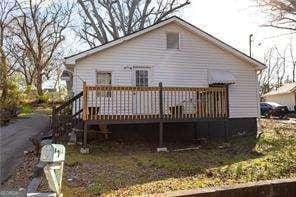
left=96, top=71, right=111, bottom=97
left=135, top=70, right=148, bottom=87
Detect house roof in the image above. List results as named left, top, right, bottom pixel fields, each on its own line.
left=263, top=83, right=296, bottom=97
left=65, top=16, right=266, bottom=70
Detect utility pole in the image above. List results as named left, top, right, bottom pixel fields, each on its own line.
left=249, top=34, right=253, bottom=57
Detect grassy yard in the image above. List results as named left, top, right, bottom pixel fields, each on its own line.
left=61, top=119, right=296, bottom=196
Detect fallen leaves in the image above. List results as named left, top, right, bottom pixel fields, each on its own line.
left=1, top=150, right=38, bottom=190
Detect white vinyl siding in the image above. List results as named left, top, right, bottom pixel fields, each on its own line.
left=73, top=22, right=259, bottom=118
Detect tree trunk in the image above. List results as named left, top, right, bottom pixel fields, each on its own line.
left=0, top=53, right=8, bottom=103
left=293, top=62, right=296, bottom=82
left=1, top=77, right=8, bottom=103
left=36, top=71, right=43, bottom=97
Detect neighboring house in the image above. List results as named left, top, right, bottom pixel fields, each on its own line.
left=263, top=83, right=296, bottom=112
left=57, top=16, right=265, bottom=148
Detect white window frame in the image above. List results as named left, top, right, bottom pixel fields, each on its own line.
left=96, top=70, right=112, bottom=85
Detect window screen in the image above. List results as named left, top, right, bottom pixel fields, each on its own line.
left=96, top=72, right=111, bottom=85
left=166, top=32, right=179, bottom=49
left=135, top=70, right=148, bottom=87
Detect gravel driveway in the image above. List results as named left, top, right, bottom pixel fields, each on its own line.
left=0, top=113, right=50, bottom=183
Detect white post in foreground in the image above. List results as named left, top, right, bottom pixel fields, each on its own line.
left=40, top=144, right=65, bottom=197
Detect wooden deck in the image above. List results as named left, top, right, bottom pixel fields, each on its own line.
left=82, top=82, right=229, bottom=123
left=52, top=82, right=229, bottom=148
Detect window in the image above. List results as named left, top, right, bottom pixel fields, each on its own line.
left=135, top=70, right=148, bottom=87
left=96, top=72, right=111, bottom=85
left=96, top=71, right=111, bottom=97
left=166, top=32, right=179, bottom=49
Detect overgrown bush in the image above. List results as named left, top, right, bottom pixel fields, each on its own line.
left=0, top=80, right=21, bottom=109
left=36, top=94, right=50, bottom=104
left=22, top=85, right=67, bottom=104
left=0, top=81, right=21, bottom=125
left=22, top=85, right=38, bottom=103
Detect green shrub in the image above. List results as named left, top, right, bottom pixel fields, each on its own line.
left=20, top=104, right=33, bottom=114
left=36, top=94, right=50, bottom=103
left=22, top=85, right=38, bottom=103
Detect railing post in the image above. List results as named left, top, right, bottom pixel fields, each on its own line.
left=226, top=85, right=229, bottom=118
left=82, top=81, right=87, bottom=121
left=81, top=81, right=89, bottom=153
left=157, top=82, right=166, bottom=151
left=159, top=82, right=163, bottom=119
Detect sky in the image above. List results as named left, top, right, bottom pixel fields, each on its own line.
left=65, top=0, right=295, bottom=63
left=182, top=0, right=295, bottom=62
left=45, top=0, right=296, bottom=88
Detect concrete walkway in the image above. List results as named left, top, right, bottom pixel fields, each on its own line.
left=0, top=113, right=50, bottom=183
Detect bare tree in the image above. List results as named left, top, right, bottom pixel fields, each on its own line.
left=77, top=0, right=190, bottom=47
left=259, top=44, right=296, bottom=96
left=275, top=46, right=287, bottom=87
left=11, top=0, right=73, bottom=97
left=258, top=0, right=296, bottom=31
left=289, top=42, right=296, bottom=82
left=10, top=45, right=36, bottom=86
left=0, top=0, right=17, bottom=103
left=259, top=47, right=278, bottom=95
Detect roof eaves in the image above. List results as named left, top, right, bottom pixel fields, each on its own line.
left=65, top=16, right=266, bottom=70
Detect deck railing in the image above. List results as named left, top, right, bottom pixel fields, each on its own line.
left=82, top=82, right=228, bottom=123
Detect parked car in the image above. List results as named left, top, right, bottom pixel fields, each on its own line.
left=260, top=102, right=289, bottom=118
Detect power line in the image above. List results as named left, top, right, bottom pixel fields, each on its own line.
left=253, top=32, right=296, bottom=47
left=260, top=32, right=296, bottom=41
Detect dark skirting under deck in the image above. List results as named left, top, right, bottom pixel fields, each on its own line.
left=89, top=117, right=257, bottom=142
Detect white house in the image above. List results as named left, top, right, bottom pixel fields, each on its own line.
left=60, top=16, right=266, bottom=146
left=263, top=83, right=296, bottom=112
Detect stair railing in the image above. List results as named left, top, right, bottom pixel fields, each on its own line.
left=52, top=91, right=83, bottom=141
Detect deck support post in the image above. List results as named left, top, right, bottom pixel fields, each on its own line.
left=224, top=84, right=230, bottom=142
left=224, top=119, right=229, bottom=142
left=80, top=122, right=89, bottom=154
left=157, top=82, right=167, bottom=152
left=159, top=121, right=163, bottom=147
left=83, top=122, right=87, bottom=147
left=193, top=122, right=198, bottom=140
